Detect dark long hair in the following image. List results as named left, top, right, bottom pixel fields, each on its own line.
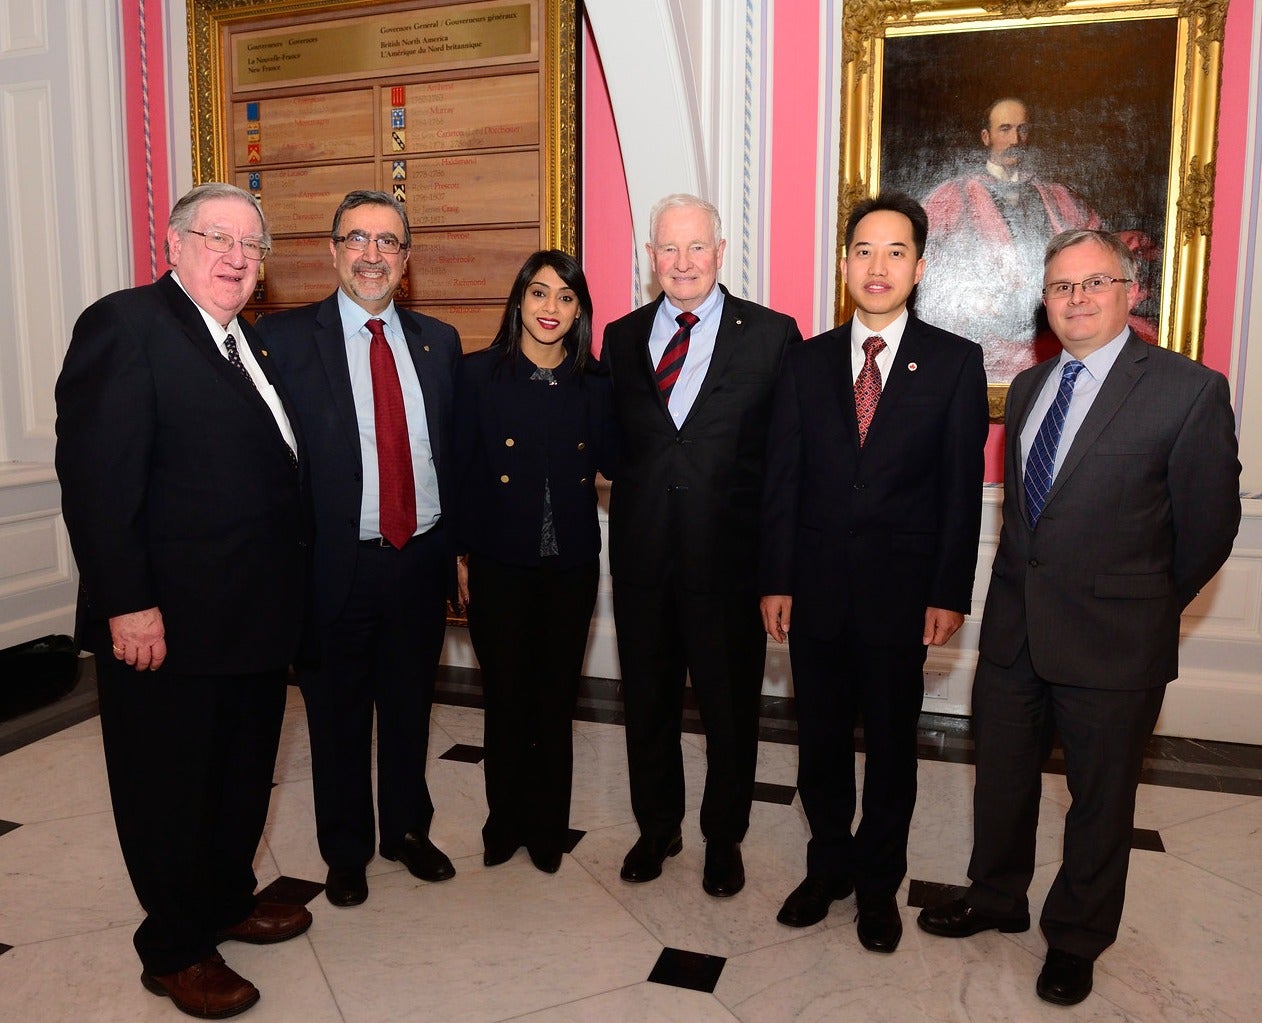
left=491, top=250, right=594, bottom=374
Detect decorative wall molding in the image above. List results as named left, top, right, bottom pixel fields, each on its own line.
left=0, top=0, right=48, bottom=57
left=1, top=80, right=62, bottom=456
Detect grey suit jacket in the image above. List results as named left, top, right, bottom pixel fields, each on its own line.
left=979, top=331, right=1241, bottom=689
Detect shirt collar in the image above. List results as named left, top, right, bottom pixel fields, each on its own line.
left=661, top=284, right=723, bottom=325
left=337, top=287, right=402, bottom=341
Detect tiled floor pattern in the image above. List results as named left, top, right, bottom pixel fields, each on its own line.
left=2, top=683, right=1261, bottom=1021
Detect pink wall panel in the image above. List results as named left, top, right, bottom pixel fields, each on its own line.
left=768, top=0, right=821, bottom=332
left=121, top=0, right=171, bottom=286
left=580, top=27, right=634, bottom=357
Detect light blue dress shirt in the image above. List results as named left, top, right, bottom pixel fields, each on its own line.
left=648, top=285, right=725, bottom=428
left=337, top=289, right=442, bottom=539
left=1019, top=328, right=1129, bottom=482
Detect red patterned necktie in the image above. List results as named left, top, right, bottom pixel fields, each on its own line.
left=854, top=334, right=886, bottom=446
left=367, top=318, right=416, bottom=549
left=655, top=311, right=699, bottom=399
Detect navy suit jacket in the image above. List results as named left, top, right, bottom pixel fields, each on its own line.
left=257, top=292, right=460, bottom=627
left=55, top=272, right=308, bottom=674
left=602, top=287, right=802, bottom=593
left=980, top=332, right=1240, bottom=689
left=759, top=314, right=989, bottom=645
left=453, top=345, right=615, bottom=569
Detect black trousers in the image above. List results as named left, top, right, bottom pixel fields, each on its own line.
left=466, top=554, right=599, bottom=855
left=966, top=644, right=1165, bottom=960
left=97, top=656, right=286, bottom=975
left=788, top=630, right=927, bottom=899
left=300, top=527, right=448, bottom=869
left=613, top=576, right=766, bottom=844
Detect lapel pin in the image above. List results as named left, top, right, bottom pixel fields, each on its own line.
left=260, top=349, right=268, bottom=357
left=423, top=344, right=430, bottom=352
left=735, top=319, right=742, bottom=325
left=907, top=362, right=918, bottom=372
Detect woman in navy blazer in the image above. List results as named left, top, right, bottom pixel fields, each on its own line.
left=454, top=250, right=614, bottom=873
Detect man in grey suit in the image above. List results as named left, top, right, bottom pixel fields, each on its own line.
left=917, top=229, right=1241, bottom=1006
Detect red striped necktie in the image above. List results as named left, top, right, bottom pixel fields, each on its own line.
left=655, top=311, right=699, bottom=399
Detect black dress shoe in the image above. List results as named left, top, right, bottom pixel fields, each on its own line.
left=1037, top=949, right=1094, bottom=1006
left=856, top=895, right=903, bottom=953
left=483, top=842, right=520, bottom=867
left=380, top=832, right=456, bottom=882
left=702, top=841, right=744, bottom=897
left=325, top=866, right=368, bottom=907
left=916, top=896, right=1030, bottom=937
left=777, top=875, right=854, bottom=927
left=620, top=830, right=683, bottom=883
left=528, top=846, right=563, bottom=874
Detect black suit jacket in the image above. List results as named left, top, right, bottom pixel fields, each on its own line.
left=256, top=292, right=460, bottom=626
left=453, top=345, right=615, bottom=569
left=55, top=272, right=308, bottom=674
left=980, top=332, right=1241, bottom=689
left=602, top=287, right=802, bottom=593
left=759, top=315, right=989, bottom=645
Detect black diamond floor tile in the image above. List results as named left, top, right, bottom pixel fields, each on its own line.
left=562, top=828, right=585, bottom=854
left=907, top=879, right=968, bottom=910
left=0, top=820, right=20, bottom=839
left=647, top=947, right=727, bottom=993
left=0, top=943, right=11, bottom=957
left=257, top=875, right=325, bottom=906
left=1132, top=827, right=1166, bottom=852
left=439, top=743, right=485, bottom=763
left=752, top=781, right=796, bottom=805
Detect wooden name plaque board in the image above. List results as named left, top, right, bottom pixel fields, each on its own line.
left=190, top=0, right=577, bottom=353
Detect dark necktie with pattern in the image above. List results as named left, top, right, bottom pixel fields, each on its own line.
left=367, top=318, right=417, bottom=549
left=655, top=311, right=700, bottom=400
left=854, top=335, right=886, bottom=446
left=224, top=333, right=297, bottom=469
left=1023, top=359, right=1085, bottom=528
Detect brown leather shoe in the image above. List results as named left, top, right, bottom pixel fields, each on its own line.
left=141, top=952, right=260, bottom=1019
left=216, top=902, right=313, bottom=945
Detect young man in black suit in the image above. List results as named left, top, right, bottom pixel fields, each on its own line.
left=603, top=194, right=802, bottom=897
left=56, top=183, right=312, bottom=1019
left=257, top=191, right=460, bottom=908
left=760, top=192, right=989, bottom=952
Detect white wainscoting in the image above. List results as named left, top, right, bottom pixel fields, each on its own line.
left=443, top=489, right=1262, bottom=744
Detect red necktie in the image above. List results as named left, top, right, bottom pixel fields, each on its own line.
left=655, top=311, right=699, bottom=399
left=367, top=318, right=416, bottom=548
left=854, top=335, right=886, bottom=446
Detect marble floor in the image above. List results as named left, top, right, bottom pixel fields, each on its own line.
left=1, top=677, right=1261, bottom=1023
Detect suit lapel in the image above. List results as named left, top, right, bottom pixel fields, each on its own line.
left=828, top=321, right=860, bottom=447
left=399, top=309, right=445, bottom=468
left=158, top=273, right=287, bottom=438
left=312, top=293, right=363, bottom=463
left=862, top=318, right=930, bottom=447
left=682, top=288, right=741, bottom=428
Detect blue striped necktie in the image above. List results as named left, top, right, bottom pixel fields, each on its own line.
left=1023, top=360, right=1084, bottom=527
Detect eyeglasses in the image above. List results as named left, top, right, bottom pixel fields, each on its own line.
left=332, top=232, right=408, bottom=255
left=1042, top=275, right=1132, bottom=300
left=185, top=228, right=271, bottom=261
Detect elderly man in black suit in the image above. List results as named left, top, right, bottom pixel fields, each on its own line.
left=760, top=192, right=989, bottom=953
left=602, top=193, right=802, bottom=897
left=256, top=190, right=460, bottom=909
left=56, top=182, right=312, bottom=1019
left=917, top=229, right=1241, bottom=1006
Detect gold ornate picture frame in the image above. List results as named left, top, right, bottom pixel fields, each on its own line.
left=835, top=0, right=1225, bottom=420
left=189, top=0, right=576, bottom=249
